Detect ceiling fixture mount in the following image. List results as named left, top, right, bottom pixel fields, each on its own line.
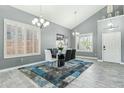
left=107, top=19, right=118, bottom=30
left=32, top=6, right=50, bottom=29
left=104, top=19, right=119, bottom=31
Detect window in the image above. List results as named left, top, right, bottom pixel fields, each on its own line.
left=4, top=19, right=41, bottom=58
left=76, top=33, right=93, bottom=52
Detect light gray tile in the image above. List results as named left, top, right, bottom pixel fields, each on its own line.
left=1, top=59, right=124, bottom=88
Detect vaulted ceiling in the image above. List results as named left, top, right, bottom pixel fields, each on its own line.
left=11, top=5, right=105, bottom=29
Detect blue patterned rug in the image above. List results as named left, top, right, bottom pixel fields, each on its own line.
left=19, top=59, right=93, bottom=88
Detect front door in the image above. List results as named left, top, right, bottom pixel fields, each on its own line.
left=102, top=32, right=121, bottom=63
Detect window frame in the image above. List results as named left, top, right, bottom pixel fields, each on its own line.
left=4, top=19, right=41, bottom=58
left=76, top=33, right=93, bottom=52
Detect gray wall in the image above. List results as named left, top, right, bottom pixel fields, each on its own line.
left=41, top=21, right=71, bottom=58
left=0, top=6, right=71, bottom=70
left=71, top=5, right=123, bottom=58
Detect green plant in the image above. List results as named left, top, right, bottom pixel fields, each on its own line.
left=58, top=47, right=64, bottom=51
left=81, top=38, right=91, bottom=50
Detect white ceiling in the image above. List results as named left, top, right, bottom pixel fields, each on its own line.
left=11, top=5, right=105, bottom=29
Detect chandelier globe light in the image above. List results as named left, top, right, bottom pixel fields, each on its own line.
left=32, top=6, right=50, bottom=29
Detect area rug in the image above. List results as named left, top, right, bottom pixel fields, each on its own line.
left=19, top=59, right=93, bottom=88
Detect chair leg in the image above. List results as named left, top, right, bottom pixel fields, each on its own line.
left=48, top=61, right=52, bottom=67
left=51, top=62, right=53, bottom=67
left=52, top=62, right=53, bottom=66
left=48, top=61, right=55, bottom=67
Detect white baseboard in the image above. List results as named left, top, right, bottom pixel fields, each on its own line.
left=97, top=60, right=124, bottom=65
left=97, top=60, right=103, bottom=62
left=120, top=62, right=124, bottom=65
left=77, top=56, right=97, bottom=60
left=0, top=61, right=46, bottom=73
left=1, top=59, right=124, bottom=73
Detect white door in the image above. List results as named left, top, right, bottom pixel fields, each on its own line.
left=102, top=32, right=121, bottom=63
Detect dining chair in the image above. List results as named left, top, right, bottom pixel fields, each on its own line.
left=52, top=48, right=58, bottom=58
left=65, top=49, right=72, bottom=62
left=44, top=49, right=57, bottom=67
left=71, top=49, right=76, bottom=59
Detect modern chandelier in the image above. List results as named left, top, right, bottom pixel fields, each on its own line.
left=72, top=11, right=80, bottom=36
left=32, top=6, right=50, bottom=29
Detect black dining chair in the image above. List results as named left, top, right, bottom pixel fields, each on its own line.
left=71, top=49, right=76, bottom=59
left=52, top=48, right=58, bottom=58
left=65, top=50, right=72, bottom=62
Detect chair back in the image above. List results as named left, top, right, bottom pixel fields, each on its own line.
left=52, top=48, right=58, bottom=58
left=44, top=50, right=52, bottom=61
left=65, top=50, right=72, bottom=62
left=71, top=49, right=76, bottom=59
left=47, top=48, right=53, bottom=54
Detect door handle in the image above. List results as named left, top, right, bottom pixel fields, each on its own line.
left=103, top=45, right=106, bottom=50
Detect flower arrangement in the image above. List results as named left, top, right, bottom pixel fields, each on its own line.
left=58, top=41, right=64, bottom=52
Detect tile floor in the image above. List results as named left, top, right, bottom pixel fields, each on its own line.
left=0, top=59, right=124, bottom=88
